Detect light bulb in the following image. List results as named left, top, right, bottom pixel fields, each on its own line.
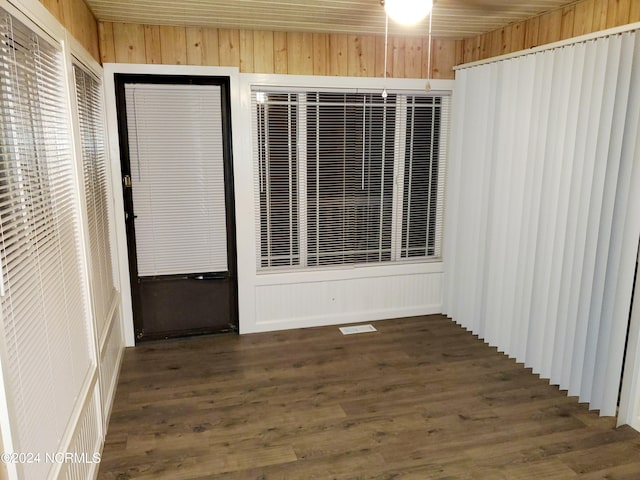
left=384, top=0, right=433, bottom=26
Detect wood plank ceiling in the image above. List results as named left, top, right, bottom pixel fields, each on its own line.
left=85, top=0, right=577, bottom=38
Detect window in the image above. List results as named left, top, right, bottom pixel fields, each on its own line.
left=73, top=63, right=117, bottom=338
left=253, top=89, right=450, bottom=270
left=0, top=7, right=91, bottom=476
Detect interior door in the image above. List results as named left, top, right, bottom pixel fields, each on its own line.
left=115, top=74, right=237, bottom=341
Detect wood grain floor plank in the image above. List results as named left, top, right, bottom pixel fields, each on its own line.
left=98, top=315, right=640, bottom=479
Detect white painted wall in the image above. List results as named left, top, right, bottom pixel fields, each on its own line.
left=104, top=69, right=452, bottom=340
left=236, top=75, right=452, bottom=333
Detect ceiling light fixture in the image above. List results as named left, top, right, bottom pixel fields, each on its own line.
left=383, top=0, right=433, bottom=26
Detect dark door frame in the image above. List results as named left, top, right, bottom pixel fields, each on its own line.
left=114, top=73, right=239, bottom=341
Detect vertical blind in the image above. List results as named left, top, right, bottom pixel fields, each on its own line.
left=253, top=90, right=450, bottom=270
left=74, top=64, right=116, bottom=339
left=125, top=83, right=228, bottom=276
left=444, top=30, right=640, bottom=416
left=0, top=8, right=92, bottom=478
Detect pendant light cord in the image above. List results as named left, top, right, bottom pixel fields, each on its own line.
left=427, top=10, right=432, bottom=82
left=383, top=14, right=389, bottom=97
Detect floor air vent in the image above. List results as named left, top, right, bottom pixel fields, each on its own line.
left=339, top=324, right=377, bottom=335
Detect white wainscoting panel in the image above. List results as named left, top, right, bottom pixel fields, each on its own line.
left=58, top=383, right=101, bottom=480
left=99, top=302, right=124, bottom=429
left=252, top=270, right=442, bottom=332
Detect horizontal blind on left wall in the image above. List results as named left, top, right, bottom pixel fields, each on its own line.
left=74, top=63, right=116, bottom=339
left=0, top=8, right=92, bottom=479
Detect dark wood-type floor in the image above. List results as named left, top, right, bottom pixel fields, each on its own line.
left=98, top=315, right=640, bottom=479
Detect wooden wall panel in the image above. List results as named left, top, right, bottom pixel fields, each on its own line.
left=391, top=36, right=405, bottom=78
left=463, top=36, right=479, bottom=63
left=144, top=25, right=161, bottom=64
left=510, top=21, right=526, bottom=53
left=454, top=40, right=465, bottom=66
left=312, top=33, right=329, bottom=76
left=429, top=38, right=457, bottom=80
left=184, top=27, right=202, bottom=66
left=460, top=0, right=638, bottom=65
left=524, top=16, right=540, bottom=48
left=631, top=1, right=640, bottom=22
left=99, top=22, right=456, bottom=79
left=39, top=0, right=100, bottom=61
left=606, top=0, right=631, bottom=29
left=39, top=0, right=62, bottom=21
left=273, top=31, right=288, bottom=74
left=405, top=37, right=422, bottom=78
left=347, top=35, right=376, bottom=77
left=218, top=29, right=240, bottom=68
left=573, top=0, right=595, bottom=36
left=538, top=9, right=562, bottom=45
left=287, top=32, right=313, bottom=75
left=374, top=35, right=387, bottom=78
left=480, top=32, right=493, bottom=59
left=329, top=33, right=348, bottom=76
left=560, top=6, right=576, bottom=39
left=593, top=0, right=609, bottom=31
left=159, top=26, right=187, bottom=65
left=254, top=31, right=274, bottom=73
left=489, top=28, right=502, bottom=57
left=202, top=28, right=220, bottom=66
left=239, top=30, right=254, bottom=73
left=185, top=27, right=204, bottom=66
left=98, top=22, right=116, bottom=63
left=112, top=23, right=146, bottom=63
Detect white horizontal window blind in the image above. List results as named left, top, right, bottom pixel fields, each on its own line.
left=401, top=96, right=449, bottom=260
left=306, top=92, right=395, bottom=266
left=74, top=64, right=116, bottom=338
left=0, top=8, right=91, bottom=478
left=253, top=89, right=449, bottom=270
left=444, top=30, right=640, bottom=416
left=125, top=83, right=228, bottom=276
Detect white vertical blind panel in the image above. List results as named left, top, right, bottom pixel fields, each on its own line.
left=556, top=42, right=590, bottom=389
left=567, top=38, right=609, bottom=397
left=577, top=36, right=623, bottom=405
left=590, top=32, right=637, bottom=413
left=444, top=29, right=640, bottom=416
left=74, top=64, right=117, bottom=339
left=507, top=54, right=536, bottom=361
left=544, top=45, right=581, bottom=383
left=522, top=51, right=554, bottom=373
left=0, top=8, right=92, bottom=478
left=444, top=68, right=491, bottom=331
left=616, top=34, right=640, bottom=424
left=482, top=61, right=506, bottom=349
left=126, top=84, right=228, bottom=276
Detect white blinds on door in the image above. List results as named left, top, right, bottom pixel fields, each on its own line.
left=125, top=83, right=228, bottom=276
left=0, top=8, right=91, bottom=478
left=74, top=64, right=116, bottom=339
left=444, top=30, right=640, bottom=416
